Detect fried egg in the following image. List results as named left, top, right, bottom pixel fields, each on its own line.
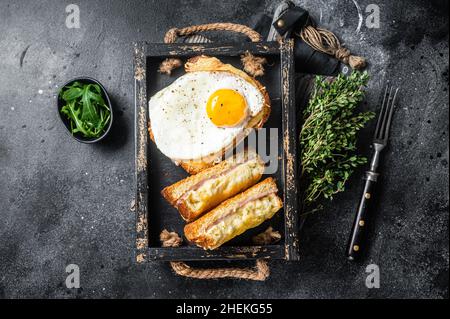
left=148, top=70, right=266, bottom=161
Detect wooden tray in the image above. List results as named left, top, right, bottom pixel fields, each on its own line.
left=133, top=41, right=300, bottom=262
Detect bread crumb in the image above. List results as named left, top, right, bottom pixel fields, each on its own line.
left=159, top=58, right=182, bottom=75
left=252, top=227, right=281, bottom=245
left=241, top=52, right=266, bottom=77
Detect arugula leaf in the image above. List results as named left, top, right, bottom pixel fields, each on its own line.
left=61, top=101, right=90, bottom=136
left=59, top=81, right=111, bottom=138
left=62, top=87, right=83, bottom=101
left=80, top=84, right=99, bottom=123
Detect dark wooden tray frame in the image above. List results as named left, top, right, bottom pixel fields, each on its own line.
left=133, top=40, right=300, bottom=262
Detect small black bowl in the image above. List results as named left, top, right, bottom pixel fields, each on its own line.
left=57, top=77, right=113, bottom=144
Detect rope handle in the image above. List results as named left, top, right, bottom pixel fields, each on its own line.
left=169, top=260, right=269, bottom=281
left=163, top=22, right=262, bottom=44
left=160, top=230, right=270, bottom=281
left=159, top=23, right=266, bottom=76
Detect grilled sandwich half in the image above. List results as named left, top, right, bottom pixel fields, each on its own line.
left=162, top=150, right=265, bottom=222
left=184, top=177, right=283, bottom=250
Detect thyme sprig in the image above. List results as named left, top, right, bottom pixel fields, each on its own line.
left=300, top=71, right=375, bottom=204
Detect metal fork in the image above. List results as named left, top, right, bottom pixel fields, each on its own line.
left=347, top=84, right=400, bottom=261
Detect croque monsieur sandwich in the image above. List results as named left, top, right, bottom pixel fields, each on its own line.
left=148, top=55, right=271, bottom=174
left=184, top=177, right=283, bottom=250
left=162, top=150, right=265, bottom=222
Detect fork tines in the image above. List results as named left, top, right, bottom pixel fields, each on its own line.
left=374, top=84, right=400, bottom=144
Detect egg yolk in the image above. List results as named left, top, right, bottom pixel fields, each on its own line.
left=206, top=89, right=248, bottom=128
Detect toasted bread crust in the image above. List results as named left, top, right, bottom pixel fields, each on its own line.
left=148, top=124, right=218, bottom=174
left=184, top=178, right=283, bottom=250
left=179, top=160, right=215, bottom=175
left=161, top=150, right=264, bottom=222
left=148, top=55, right=271, bottom=175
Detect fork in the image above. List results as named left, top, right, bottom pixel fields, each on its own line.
left=346, top=84, right=400, bottom=261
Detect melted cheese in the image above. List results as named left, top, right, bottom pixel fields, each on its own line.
left=205, top=194, right=281, bottom=249
left=182, top=159, right=264, bottom=215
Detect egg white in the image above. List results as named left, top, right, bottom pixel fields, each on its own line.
left=149, top=71, right=265, bottom=161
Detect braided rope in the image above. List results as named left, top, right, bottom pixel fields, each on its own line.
left=169, top=260, right=269, bottom=281
left=299, top=26, right=366, bottom=69
left=164, top=23, right=262, bottom=44
left=160, top=230, right=270, bottom=281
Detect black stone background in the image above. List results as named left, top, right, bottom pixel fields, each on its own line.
left=0, top=0, right=448, bottom=298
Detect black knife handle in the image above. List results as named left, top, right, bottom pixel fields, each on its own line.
left=346, top=171, right=379, bottom=261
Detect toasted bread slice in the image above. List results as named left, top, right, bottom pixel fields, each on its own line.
left=184, top=177, right=283, bottom=250
left=148, top=55, right=271, bottom=175
left=161, top=150, right=265, bottom=222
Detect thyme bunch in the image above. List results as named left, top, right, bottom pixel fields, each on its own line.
left=300, top=71, right=375, bottom=204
